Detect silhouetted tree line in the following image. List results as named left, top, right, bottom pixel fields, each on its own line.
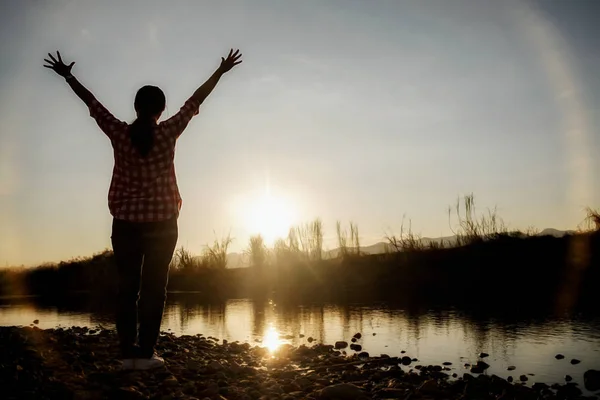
left=1, top=231, right=599, bottom=311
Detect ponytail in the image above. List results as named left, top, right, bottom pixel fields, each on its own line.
left=131, top=85, right=166, bottom=157
left=129, top=117, right=155, bottom=157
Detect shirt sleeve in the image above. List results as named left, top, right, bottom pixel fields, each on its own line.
left=160, top=97, right=201, bottom=139
left=88, top=99, right=127, bottom=140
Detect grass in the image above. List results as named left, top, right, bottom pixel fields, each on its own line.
left=3, top=193, right=600, bottom=302
left=449, top=193, right=508, bottom=245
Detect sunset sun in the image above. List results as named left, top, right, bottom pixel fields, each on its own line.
left=246, top=192, right=295, bottom=245
left=230, top=186, right=297, bottom=246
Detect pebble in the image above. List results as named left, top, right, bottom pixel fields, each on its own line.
left=0, top=326, right=586, bottom=400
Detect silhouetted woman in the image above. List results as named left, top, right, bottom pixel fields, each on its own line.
left=43, top=49, right=242, bottom=370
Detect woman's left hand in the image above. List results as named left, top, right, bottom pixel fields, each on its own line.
left=44, top=51, right=75, bottom=78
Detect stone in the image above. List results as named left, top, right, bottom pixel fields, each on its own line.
left=507, top=366, right=516, bottom=371
left=334, top=341, right=348, bottom=349
left=570, top=358, right=581, bottom=365
left=319, top=383, right=368, bottom=399
left=349, top=344, right=362, bottom=352
left=555, top=354, right=565, bottom=360
left=584, top=369, right=600, bottom=391
left=532, top=382, right=549, bottom=391
left=519, top=375, right=528, bottom=382
left=353, top=333, right=362, bottom=339
left=479, top=352, right=489, bottom=358
left=401, top=356, right=412, bottom=366
left=162, top=376, right=179, bottom=387
left=565, top=374, right=573, bottom=382
left=442, top=361, right=452, bottom=366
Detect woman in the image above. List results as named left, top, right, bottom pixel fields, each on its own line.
left=43, top=49, right=242, bottom=370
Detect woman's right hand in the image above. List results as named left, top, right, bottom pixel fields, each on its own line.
left=219, top=49, right=242, bottom=73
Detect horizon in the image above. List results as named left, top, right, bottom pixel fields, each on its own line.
left=1, top=0, right=599, bottom=266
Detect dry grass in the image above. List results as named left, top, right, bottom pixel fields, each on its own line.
left=449, top=193, right=507, bottom=245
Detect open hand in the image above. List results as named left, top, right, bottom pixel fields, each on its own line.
left=43, top=51, right=75, bottom=77
left=219, top=49, right=242, bottom=73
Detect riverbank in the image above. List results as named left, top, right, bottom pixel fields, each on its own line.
left=2, top=326, right=599, bottom=400
left=4, top=231, right=600, bottom=311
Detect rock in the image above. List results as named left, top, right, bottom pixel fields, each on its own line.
left=401, top=356, right=412, bottom=366
left=418, top=379, right=439, bottom=394
left=349, top=344, right=362, bottom=352
left=162, top=376, right=179, bottom=387
left=372, top=333, right=376, bottom=336
left=507, top=376, right=513, bottom=383
left=353, top=333, right=362, bottom=339
left=519, top=375, right=528, bottom=382
left=584, top=369, right=600, bottom=391
left=208, top=360, right=224, bottom=372
left=570, top=358, right=581, bottom=365
left=378, top=388, right=407, bottom=398
left=555, top=354, right=565, bottom=360
left=33, top=320, right=39, bottom=325
left=294, top=378, right=312, bottom=390
left=443, top=361, right=452, bottom=366
left=299, top=334, right=305, bottom=338
left=307, top=337, right=314, bottom=343
left=358, top=351, right=369, bottom=358
left=400, top=350, right=406, bottom=354
left=556, top=383, right=582, bottom=398
left=334, top=341, right=348, bottom=349
left=319, top=383, right=368, bottom=399
left=411, top=358, right=418, bottom=362
left=116, top=386, right=145, bottom=399
left=452, top=373, right=458, bottom=378
left=507, top=366, right=516, bottom=371
left=470, top=361, right=490, bottom=374
left=479, top=352, right=489, bottom=358
left=351, top=337, right=357, bottom=343
left=565, top=374, right=573, bottom=382
left=532, top=382, right=549, bottom=391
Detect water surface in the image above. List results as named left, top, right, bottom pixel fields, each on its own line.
left=1, top=293, right=599, bottom=392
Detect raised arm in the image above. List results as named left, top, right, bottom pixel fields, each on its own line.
left=44, top=51, right=95, bottom=107
left=191, top=49, right=243, bottom=105
left=44, top=51, right=126, bottom=139
left=162, top=49, right=243, bottom=137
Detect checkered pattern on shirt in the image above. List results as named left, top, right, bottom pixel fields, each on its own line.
left=89, top=97, right=200, bottom=222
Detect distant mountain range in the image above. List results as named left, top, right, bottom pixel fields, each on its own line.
left=223, top=228, right=574, bottom=268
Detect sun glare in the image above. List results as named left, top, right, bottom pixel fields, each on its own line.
left=245, top=192, right=295, bottom=245
left=263, top=324, right=282, bottom=353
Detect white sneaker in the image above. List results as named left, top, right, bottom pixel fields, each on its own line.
left=121, top=359, right=136, bottom=370
left=134, top=354, right=165, bottom=370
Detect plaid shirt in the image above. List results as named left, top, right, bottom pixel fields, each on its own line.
left=88, top=97, right=200, bottom=222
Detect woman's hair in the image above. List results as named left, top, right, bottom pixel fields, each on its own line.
left=130, top=85, right=166, bottom=157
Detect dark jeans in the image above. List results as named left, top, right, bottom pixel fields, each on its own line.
left=111, top=216, right=178, bottom=359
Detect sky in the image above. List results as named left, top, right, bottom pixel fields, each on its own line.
left=1, top=0, right=599, bottom=266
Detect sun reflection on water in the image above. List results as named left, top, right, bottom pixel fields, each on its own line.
left=263, top=324, right=282, bottom=354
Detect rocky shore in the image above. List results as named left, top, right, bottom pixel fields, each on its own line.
left=2, top=326, right=599, bottom=400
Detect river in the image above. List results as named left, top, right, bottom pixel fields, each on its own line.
left=1, top=293, right=599, bottom=393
